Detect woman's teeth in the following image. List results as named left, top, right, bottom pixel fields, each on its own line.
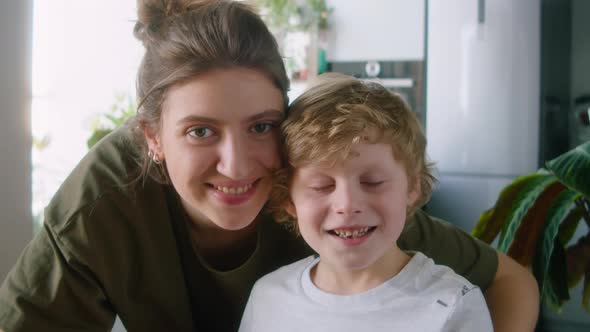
left=215, top=183, right=253, bottom=195
left=332, top=227, right=372, bottom=238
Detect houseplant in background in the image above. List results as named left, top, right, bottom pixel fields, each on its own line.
left=253, top=0, right=332, bottom=80
left=87, top=94, right=135, bottom=149
left=472, top=141, right=590, bottom=312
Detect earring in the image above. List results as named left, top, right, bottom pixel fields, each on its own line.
left=148, top=149, right=162, bottom=164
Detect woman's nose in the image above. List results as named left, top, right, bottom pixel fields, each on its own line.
left=216, top=134, right=252, bottom=179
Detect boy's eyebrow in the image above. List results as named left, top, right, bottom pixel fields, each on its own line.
left=175, top=109, right=284, bottom=126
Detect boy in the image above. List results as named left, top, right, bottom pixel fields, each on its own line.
left=238, top=73, right=493, bottom=331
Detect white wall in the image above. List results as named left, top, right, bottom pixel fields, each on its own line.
left=325, top=0, right=425, bottom=61
left=0, top=0, right=34, bottom=280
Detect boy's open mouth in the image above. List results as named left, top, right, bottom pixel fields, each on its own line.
left=327, top=226, right=377, bottom=239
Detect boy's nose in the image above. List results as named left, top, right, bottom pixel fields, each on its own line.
left=333, top=184, right=363, bottom=215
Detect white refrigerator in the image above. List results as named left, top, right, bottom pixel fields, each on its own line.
left=425, top=0, right=540, bottom=233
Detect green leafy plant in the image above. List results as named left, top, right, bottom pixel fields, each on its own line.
left=254, top=0, right=332, bottom=31
left=472, top=141, right=590, bottom=312
left=87, top=94, right=136, bottom=149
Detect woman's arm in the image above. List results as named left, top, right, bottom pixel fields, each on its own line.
left=0, top=224, right=116, bottom=331
left=400, top=210, right=540, bottom=330
left=485, top=252, right=539, bottom=332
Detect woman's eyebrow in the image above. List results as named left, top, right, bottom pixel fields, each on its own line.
left=246, top=109, right=284, bottom=122
left=175, top=109, right=283, bottom=127
left=175, top=115, right=219, bottom=126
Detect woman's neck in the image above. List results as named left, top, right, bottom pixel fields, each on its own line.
left=185, top=212, right=260, bottom=271
left=311, top=247, right=411, bottom=295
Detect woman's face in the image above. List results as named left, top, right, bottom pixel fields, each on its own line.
left=147, top=68, right=284, bottom=231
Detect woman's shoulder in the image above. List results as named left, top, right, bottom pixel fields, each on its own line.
left=44, top=125, right=163, bottom=234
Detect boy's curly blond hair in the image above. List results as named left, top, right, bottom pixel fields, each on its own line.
left=270, top=73, right=436, bottom=230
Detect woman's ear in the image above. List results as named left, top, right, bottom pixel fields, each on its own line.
left=143, top=127, right=163, bottom=159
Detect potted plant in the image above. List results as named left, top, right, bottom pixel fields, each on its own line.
left=472, top=141, right=590, bottom=312
left=87, top=94, right=135, bottom=149
left=253, top=0, right=332, bottom=80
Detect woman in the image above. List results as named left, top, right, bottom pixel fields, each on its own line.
left=0, top=1, right=538, bottom=331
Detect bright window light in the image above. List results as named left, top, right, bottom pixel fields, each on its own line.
left=31, top=0, right=143, bottom=228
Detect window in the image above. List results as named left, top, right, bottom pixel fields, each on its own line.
left=31, top=0, right=143, bottom=229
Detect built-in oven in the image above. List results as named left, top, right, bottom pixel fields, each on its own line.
left=327, top=60, right=426, bottom=127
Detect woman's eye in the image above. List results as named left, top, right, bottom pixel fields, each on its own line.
left=250, top=123, right=274, bottom=134
left=362, top=181, right=384, bottom=187
left=188, top=127, right=214, bottom=138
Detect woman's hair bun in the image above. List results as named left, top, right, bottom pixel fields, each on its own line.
left=134, top=0, right=194, bottom=45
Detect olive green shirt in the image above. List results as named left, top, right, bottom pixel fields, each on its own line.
left=0, top=126, right=497, bottom=332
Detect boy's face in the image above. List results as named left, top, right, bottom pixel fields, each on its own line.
left=288, top=142, right=419, bottom=273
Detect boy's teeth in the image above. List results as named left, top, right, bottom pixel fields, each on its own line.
left=216, top=183, right=252, bottom=195
left=333, top=227, right=370, bottom=238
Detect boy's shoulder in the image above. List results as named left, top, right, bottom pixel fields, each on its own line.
left=252, top=255, right=317, bottom=294
left=407, top=251, right=482, bottom=304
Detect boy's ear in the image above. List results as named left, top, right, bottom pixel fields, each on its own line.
left=408, top=178, right=421, bottom=207
left=284, top=200, right=297, bottom=218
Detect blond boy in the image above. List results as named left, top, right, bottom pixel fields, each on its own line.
left=238, top=73, right=493, bottom=332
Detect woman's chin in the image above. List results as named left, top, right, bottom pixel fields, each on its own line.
left=209, top=208, right=262, bottom=231
left=215, top=219, right=256, bottom=231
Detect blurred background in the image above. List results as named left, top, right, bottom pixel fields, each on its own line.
left=0, top=0, right=588, bottom=331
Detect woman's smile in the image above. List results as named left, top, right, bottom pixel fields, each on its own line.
left=208, top=179, right=260, bottom=205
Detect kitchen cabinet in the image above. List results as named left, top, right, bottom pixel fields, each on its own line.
left=325, top=0, right=425, bottom=61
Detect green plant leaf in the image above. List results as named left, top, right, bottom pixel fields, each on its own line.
left=472, top=173, right=548, bottom=244
left=87, top=94, right=136, bottom=150
left=533, top=189, right=581, bottom=295
left=87, top=129, right=112, bottom=149
left=558, top=207, right=585, bottom=245
left=566, top=234, right=590, bottom=288
left=498, top=174, right=557, bottom=252
left=508, top=182, right=568, bottom=266
left=472, top=208, right=495, bottom=243
left=544, top=281, right=562, bottom=313
left=546, top=141, right=590, bottom=199
left=105, top=114, right=118, bottom=124
left=545, top=238, right=570, bottom=311
left=584, top=266, right=590, bottom=311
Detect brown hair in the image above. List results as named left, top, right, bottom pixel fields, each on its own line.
left=271, top=73, right=436, bottom=227
left=129, top=0, right=289, bottom=182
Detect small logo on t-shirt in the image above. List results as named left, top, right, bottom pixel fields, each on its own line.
left=461, top=285, right=476, bottom=296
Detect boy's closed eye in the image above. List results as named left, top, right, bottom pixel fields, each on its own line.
left=308, top=183, right=334, bottom=193
left=360, top=173, right=390, bottom=187
left=307, top=179, right=388, bottom=192
left=361, top=180, right=385, bottom=187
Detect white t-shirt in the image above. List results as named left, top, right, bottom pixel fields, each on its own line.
left=239, top=252, right=493, bottom=332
